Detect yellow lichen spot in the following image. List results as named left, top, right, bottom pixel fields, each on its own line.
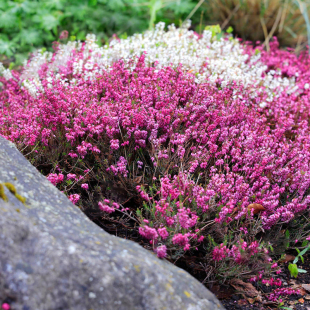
left=0, top=184, right=8, bottom=202
left=79, top=259, right=84, bottom=263
left=15, top=193, right=26, bottom=204
left=95, top=241, right=101, bottom=245
left=133, top=265, right=141, bottom=272
left=4, top=182, right=17, bottom=195
left=15, top=208, right=20, bottom=213
left=184, top=291, right=191, bottom=298
left=165, top=283, right=174, bottom=294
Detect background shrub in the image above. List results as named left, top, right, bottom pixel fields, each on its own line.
left=0, top=0, right=203, bottom=65
left=204, top=0, right=310, bottom=51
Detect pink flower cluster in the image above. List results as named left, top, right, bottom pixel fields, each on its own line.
left=98, top=199, right=120, bottom=214
left=212, top=240, right=262, bottom=264
left=47, top=173, right=64, bottom=186
left=268, top=287, right=299, bottom=302
left=69, top=194, right=80, bottom=204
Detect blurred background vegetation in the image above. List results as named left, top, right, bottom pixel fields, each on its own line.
left=0, top=0, right=309, bottom=67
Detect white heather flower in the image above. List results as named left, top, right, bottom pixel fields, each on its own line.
left=304, top=83, right=309, bottom=89
left=0, top=63, right=13, bottom=80
left=84, top=62, right=94, bottom=70
left=19, top=22, right=298, bottom=104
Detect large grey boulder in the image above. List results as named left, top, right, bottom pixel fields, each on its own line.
left=0, top=136, right=225, bottom=310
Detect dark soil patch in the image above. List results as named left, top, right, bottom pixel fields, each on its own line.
left=220, top=254, right=310, bottom=309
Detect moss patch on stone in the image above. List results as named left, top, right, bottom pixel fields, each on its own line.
left=15, top=193, right=26, bottom=204
left=4, top=182, right=17, bottom=195
left=0, top=182, right=26, bottom=204
left=0, top=183, right=8, bottom=202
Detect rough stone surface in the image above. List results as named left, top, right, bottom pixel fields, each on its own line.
left=0, top=136, right=225, bottom=310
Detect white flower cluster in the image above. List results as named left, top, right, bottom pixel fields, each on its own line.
left=0, top=22, right=299, bottom=101
left=0, top=63, right=13, bottom=80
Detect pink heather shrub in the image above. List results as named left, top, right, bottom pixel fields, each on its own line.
left=1, top=24, right=310, bottom=290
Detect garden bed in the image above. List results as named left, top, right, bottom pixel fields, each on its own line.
left=1, top=22, right=310, bottom=308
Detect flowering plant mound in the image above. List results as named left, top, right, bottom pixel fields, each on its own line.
left=1, top=22, right=310, bottom=303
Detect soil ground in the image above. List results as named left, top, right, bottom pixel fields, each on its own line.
left=220, top=254, right=310, bottom=310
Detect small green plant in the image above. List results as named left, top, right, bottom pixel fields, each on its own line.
left=205, top=24, right=222, bottom=39
left=288, top=245, right=310, bottom=278
left=294, top=244, right=310, bottom=264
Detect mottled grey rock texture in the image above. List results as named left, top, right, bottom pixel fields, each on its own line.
left=0, top=136, right=225, bottom=310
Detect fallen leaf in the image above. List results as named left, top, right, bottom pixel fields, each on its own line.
left=299, top=288, right=307, bottom=296
left=302, top=284, right=310, bottom=292
left=262, top=301, right=277, bottom=306
left=133, top=176, right=142, bottom=183
left=247, top=298, right=255, bottom=304
left=290, top=283, right=306, bottom=295
left=305, top=295, right=310, bottom=300
left=247, top=203, right=265, bottom=214
left=299, top=298, right=305, bottom=304
left=230, top=279, right=260, bottom=298
left=279, top=254, right=295, bottom=263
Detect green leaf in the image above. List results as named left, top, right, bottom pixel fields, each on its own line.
left=148, top=0, right=162, bottom=29
left=226, top=26, right=233, bottom=33
left=41, top=14, right=59, bottom=31
left=0, top=10, right=18, bottom=29
left=9, top=62, right=15, bottom=70
left=0, top=39, right=16, bottom=57
left=88, top=0, right=97, bottom=6
left=299, top=246, right=310, bottom=257
left=288, top=263, right=299, bottom=278
left=19, top=28, right=42, bottom=45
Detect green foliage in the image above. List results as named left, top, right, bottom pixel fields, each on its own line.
left=293, top=245, right=310, bottom=264
left=287, top=245, right=310, bottom=278
left=0, top=0, right=205, bottom=65
left=204, top=24, right=222, bottom=38
left=288, top=262, right=307, bottom=278
left=288, top=263, right=299, bottom=278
